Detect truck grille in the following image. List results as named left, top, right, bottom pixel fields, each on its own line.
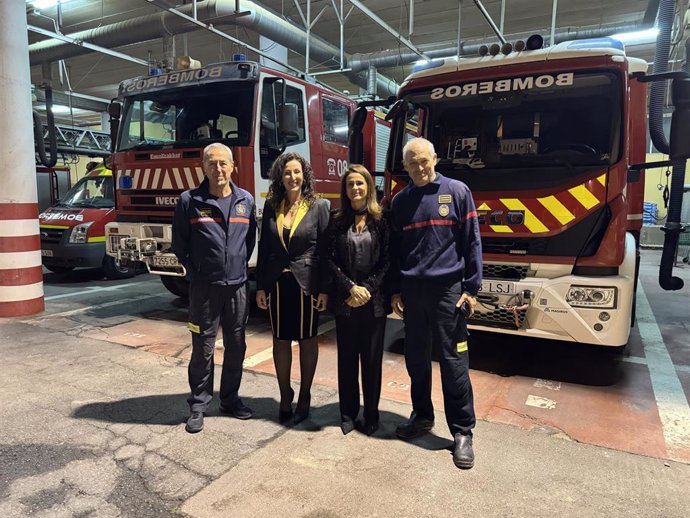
left=483, top=264, right=529, bottom=280
left=470, top=307, right=527, bottom=330
left=40, top=228, right=66, bottom=243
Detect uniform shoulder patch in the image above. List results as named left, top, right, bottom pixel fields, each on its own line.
left=199, top=209, right=212, bottom=217
left=235, top=204, right=247, bottom=215
left=438, top=194, right=452, bottom=204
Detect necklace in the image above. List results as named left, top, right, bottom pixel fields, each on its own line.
left=353, top=206, right=368, bottom=216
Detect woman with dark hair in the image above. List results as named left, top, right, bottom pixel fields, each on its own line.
left=256, top=152, right=330, bottom=425
left=327, top=164, right=390, bottom=436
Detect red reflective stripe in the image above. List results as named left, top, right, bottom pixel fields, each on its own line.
left=402, top=219, right=455, bottom=231
left=461, top=210, right=477, bottom=223
left=229, top=217, right=250, bottom=224
left=0, top=296, right=44, bottom=317
left=190, top=217, right=222, bottom=224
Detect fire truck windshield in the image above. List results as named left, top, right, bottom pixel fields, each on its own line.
left=58, top=176, right=114, bottom=209
left=411, top=71, right=621, bottom=174
left=117, top=83, right=254, bottom=151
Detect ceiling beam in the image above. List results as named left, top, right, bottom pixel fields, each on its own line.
left=33, top=88, right=110, bottom=113
left=347, top=0, right=427, bottom=59
left=27, top=25, right=148, bottom=67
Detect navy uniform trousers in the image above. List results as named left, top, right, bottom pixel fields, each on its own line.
left=187, top=280, right=249, bottom=412
left=401, top=276, right=476, bottom=436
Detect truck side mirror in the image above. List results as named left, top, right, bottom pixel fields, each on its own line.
left=108, top=101, right=122, bottom=119
left=670, top=77, right=690, bottom=160
left=278, top=103, right=299, bottom=139
left=108, top=101, right=122, bottom=153
left=348, top=106, right=368, bottom=164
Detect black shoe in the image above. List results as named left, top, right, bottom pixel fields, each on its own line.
left=395, top=413, right=434, bottom=440
left=220, top=400, right=253, bottom=420
left=453, top=433, right=474, bottom=469
left=357, top=421, right=379, bottom=436
left=293, top=394, right=310, bottom=425
left=185, top=411, right=204, bottom=433
left=293, top=408, right=310, bottom=425
left=278, top=408, right=293, bottom=424
left=340, top=419, right=355, bottom=435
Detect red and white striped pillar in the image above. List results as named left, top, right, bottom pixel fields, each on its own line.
left=0, top=0, right=44, bottom=317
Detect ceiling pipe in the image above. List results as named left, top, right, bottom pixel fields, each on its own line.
left=28, top=0, right=398, bottom=98
left=349, top=21, right=649, bottom=72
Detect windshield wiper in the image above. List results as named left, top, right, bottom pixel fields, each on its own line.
left=121, top=139, right=163, bottom=151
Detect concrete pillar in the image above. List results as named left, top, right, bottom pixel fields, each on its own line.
left=0, top=0, right=44, bottom=316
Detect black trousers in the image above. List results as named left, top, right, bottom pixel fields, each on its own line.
left=187, top=280, right=249, bottom=412
left=401, top=277, right=476, bottom=436
left=335, top=303, right=386, bottom=425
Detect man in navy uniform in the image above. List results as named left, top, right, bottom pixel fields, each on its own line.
left=173, top=143, right=256, bottom=433
left=390, top=137, right=482, bottom=469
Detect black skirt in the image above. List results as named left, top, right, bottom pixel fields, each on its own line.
left=268, top=271, right=319, bottom=340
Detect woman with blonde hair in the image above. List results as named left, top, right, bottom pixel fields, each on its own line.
left=327, top=164, right=390, bottom=435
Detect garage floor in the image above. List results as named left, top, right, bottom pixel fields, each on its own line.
left=26, top=249, right=690, bottom=465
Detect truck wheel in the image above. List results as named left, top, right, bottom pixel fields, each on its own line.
left=45, top=265, right=74, bottom=274
left=160, top=275, right=189, bottom=299
left=102, top=255, right=136, bottom=280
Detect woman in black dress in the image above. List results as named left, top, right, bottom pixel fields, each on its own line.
left=256, top=152, right=330, bottom=424
left=327, top=164, right=389, bottom=435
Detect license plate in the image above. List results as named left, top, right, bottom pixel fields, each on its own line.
left=151, top=255, right=180, bottom=267
left=41, top=249, right=53, bottom=257
left=479, top=280, right=515, bottom=294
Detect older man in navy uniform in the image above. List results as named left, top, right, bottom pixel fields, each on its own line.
left=173, top=143, right=256, bottom=433
left=390, top=137, right=482, bottom=469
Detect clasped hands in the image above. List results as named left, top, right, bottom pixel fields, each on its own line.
left=346, top=284, right=370, bottom=308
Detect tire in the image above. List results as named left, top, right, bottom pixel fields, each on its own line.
left=45, top=265, right=74, bottom=274
left=160, top=275, right=189, bottom=299
left=102, top=255, right=136, bottom=280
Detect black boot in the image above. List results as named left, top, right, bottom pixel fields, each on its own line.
left=452, top=433, right=474, bottom=469
left=185, top=411, right=204, bottom=433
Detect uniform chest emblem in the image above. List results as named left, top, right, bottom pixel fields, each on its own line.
left=235, top=204, right=247, bottom=216
left=438, top=194, right=452, bottom=204
left=199, top=208, right=212, bottom=217
left=439, top=204, right=450, bottom=217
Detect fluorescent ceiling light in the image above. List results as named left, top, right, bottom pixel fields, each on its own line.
left=36, top=104, right=74, bottom=114
left=610, top=28, right=659, bottom=45
left=31, top=0, right=73, bottom=10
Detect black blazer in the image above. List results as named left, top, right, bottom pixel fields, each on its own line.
left=326, top=213, right=390, bottom=318
left=256, top=197, right=330, bottom=296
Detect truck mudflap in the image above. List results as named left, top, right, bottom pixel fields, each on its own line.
left=469, top=234, right=637, bottom=347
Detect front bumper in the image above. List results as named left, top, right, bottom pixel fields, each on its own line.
left=40, top=241, right=105, bottom=268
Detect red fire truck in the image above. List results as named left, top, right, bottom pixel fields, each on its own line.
left=369, top=38, right=684, bottom=347
left=105, top=60, right=356, bottom=297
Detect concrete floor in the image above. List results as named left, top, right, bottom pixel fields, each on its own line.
left=1, top=249, right=689, bottom=517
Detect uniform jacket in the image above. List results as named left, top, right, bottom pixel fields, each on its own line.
left=389, top=173, right=482, bottom=295
left=256, top=197, right=330, bottom=295
left=172, top=177, right=256, bottom=285
left=326, top=213, right=390, bottom=318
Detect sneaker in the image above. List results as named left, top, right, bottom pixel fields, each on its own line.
left=220, top=400, right=253, bottom=420
left=452, top=433, right=474, bottom=469
left=185, top=411, right=204, bottom=433
left=395, top=413, right=434, bottom=440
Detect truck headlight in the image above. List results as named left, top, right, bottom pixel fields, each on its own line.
left=69, top=222, right=94, bottom=244
left=565, top=285, right=617, bottom=309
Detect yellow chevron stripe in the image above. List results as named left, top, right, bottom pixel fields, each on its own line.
left=568, top=184, right=599, bottom=210
left=499, top=198, right=549, bottom=233
left=597, top=174, right=606, bottom=186
left=537, top=195, right=575, bottom=225
left=477, top=202, right=491, bottom=211
left=490, top=225, right=513, bottom=233
left=87, top=236, right=106, bottom=243
left=40, top=224, right=70, bottom=229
